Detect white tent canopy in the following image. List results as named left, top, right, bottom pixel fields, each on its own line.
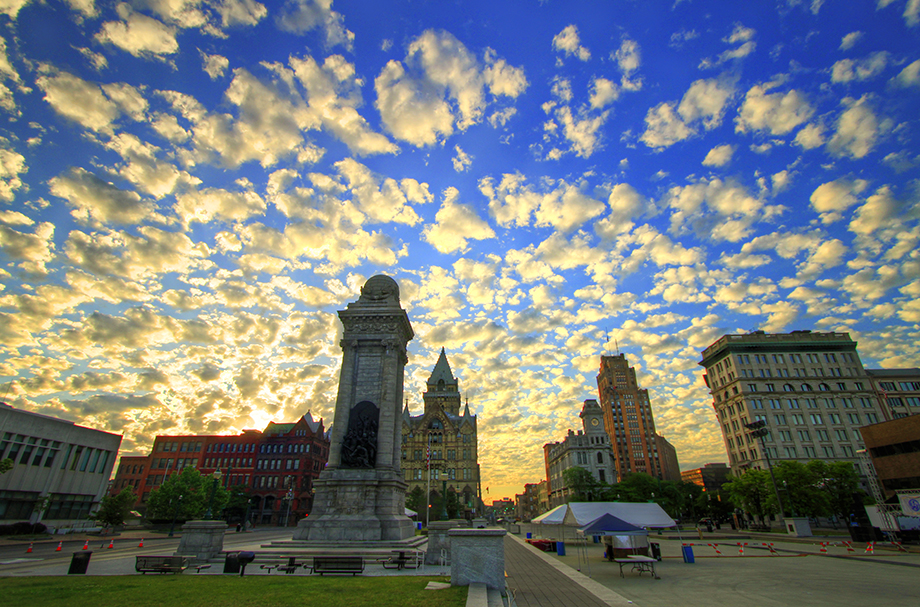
left=532, top=502, right=676, bottom=529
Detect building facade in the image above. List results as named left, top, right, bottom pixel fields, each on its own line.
left=544, top=399, right=618, bottom=507
left=0, top=402, right=121, bottom=526
left=699, top=330, right=888, bottom=481
left=401, top=348, right=481, bottom=518
left=251, top=414, right=328, bottom=526
left=655, top=434, right=681, bottom=482
left=681, top=463, right=731, bottom=493
left=109, top=413, right=329, bottom=524
left=867, top=368, right=920, bottom=420
left=861, top=415, right=920, bottom=499
left=596, top=354, right=663, bottom=479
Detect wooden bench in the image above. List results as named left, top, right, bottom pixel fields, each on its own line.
left=308, top=556, right=364, bottom=576
left=135, top=556, right=189, bottom=574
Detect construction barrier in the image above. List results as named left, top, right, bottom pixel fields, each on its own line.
left=708, top=543, right=723, bottom=555
left=865, top=542, right=874, bottom=554
left=819, top=542, right=828, bottom=553
left=737, top=542, right=747, bottom=556
left=762, top=543, right=777, bottom=555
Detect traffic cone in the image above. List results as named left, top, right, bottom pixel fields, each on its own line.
left=55, top=542, right=62, bottom=552
left=138, top=538, right=144, bottom=548
left=26, top=543, right=32, bottom=553
left=107, top=539, right=114, bottom=549
left=82, top=540, right=89, bottom=550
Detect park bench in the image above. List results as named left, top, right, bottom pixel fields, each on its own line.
left=308, top=556, right=364, bottom=575
left=135, top=555, right=189, bottom=574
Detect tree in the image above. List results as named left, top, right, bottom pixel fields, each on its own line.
left=405, top=486, right=425, bottom=514
left=145, top=467, right=229, bottom=522
left=807, top=460, right=862, bottom=523
left=611, top=473, right=659, bottom=503
left=770, top=461, right=826, bottom=518
left=563, top=467, right=603, bottom=502
left=222, top=487, right=252, bottom=523
left=724, top=469, right=774, bottom=523
left=444, top=489, right=461, bottom=519
left=0, top=458, right=12, bottom=474
left=93, top=487, right=137, bottom=528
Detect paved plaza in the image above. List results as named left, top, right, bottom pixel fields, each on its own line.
left=507, top=530, right=920, bottom=607
left=3, top=527, right=920, bottom=607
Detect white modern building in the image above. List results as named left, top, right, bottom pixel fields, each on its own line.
left=0, top=402, right=121, bottom=527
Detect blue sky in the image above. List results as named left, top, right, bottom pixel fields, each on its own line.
left=1, top=0, right=919, bottom=500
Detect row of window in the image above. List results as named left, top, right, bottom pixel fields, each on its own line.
left=878, top=381, right=920, bottom=392
left=0, top=433, right=62, bottom=470
left=406, top=448, right=473, bottom=461
left=407, top=467, right=474, bottom=481
left=746, top=382, right=861, bottom=393
left=157, top=441, right=204, bottom=453
left=747, top=397, right=875, bottom=410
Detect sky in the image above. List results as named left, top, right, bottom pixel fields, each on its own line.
left=1, top=0, right=919, bottom=502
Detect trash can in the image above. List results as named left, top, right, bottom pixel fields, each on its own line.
left=526, top=532, right=532, bottom=539
left=417, top=522, right=422, bottom=530
left=556, top=541, right=565, bottom=556
left=223, top=551, right=241, bottom=574
left=650, top=542, right=661, bottom=561
left=68, top=551, right=92, bottom=574
left=682, top=544, right=695, bottom=563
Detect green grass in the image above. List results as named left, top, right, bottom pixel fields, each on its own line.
left=2, top=575, right=467, bottom=607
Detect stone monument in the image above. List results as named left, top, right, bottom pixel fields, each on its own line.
left=294, top=275, right=416, bottom=542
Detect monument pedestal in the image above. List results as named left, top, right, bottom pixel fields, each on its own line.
left=449, top=528, right=506, bottom=590
left=294, top=468, right=414, bottom=542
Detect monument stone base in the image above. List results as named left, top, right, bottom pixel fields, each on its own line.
left=175, top=520, right=227, bottom=561
left=784, top=517, right=812, bottom=537
left=293, top=468, right=414, bottom=542
left=449, top=528, right=506, bottom=590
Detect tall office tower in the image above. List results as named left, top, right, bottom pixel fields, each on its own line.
left=596, top=354, right=663, bottom=480
left=699, top=330, right=887, bottom=481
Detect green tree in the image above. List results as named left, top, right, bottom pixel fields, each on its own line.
left=222, top=487, right=252, bottom=523
left=563, top=466, right=603, bottom=502
left=0, top=458, right=12, bottom=474
left=724, top=469, right=774, bottom=523
left=612, top=472, right=659, bottom=502
left=405, top=486, right=425, bottom=514
left=445, top=489, right=461, bottom=519
left=770, top=461, right=826, bottom=518
left=92, top=487, right=137, bottom=528
left=807, top=460, right=861, bottom=522
left=146, top=467, right=228, bottom=521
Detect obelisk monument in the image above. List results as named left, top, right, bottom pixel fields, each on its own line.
left=294, top=275, right=415, bottom=542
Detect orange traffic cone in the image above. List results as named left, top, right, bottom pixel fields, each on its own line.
left=138, top=538, right=144, bottom=548
left=55, top=542, right=62, bottom=552
left=82, top=540, right=89, bottom=550
left=26, top=543, right=33, bottom=553
left=107, top=539, right=114, bottom=549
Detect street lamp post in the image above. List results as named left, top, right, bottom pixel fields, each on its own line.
left=744, top=420, right=786, bottom=523
left=205, top=470, right=222, bottom=520
left=168, top=494, right=183, bottom=537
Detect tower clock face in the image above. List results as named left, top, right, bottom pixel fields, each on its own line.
left=591, top=418, right=600, bottom=427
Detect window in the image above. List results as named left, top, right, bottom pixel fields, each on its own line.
left=766, top=384, right=776, bottom=392
left=747, top=384, right=757, bottom=392
left=859, top=398, right=874, bottom=408
left=824, top=398, right=836, bottom=408
left=810, top=414, right=824, bottom=425
left=865, top=412, right=879, bottom=424
left=784, top=384, right=795, bottom=392
left=788, top=399, right=800, bottom=409
left=837, top=382, right=846, bottom=390
left=752, top=400, right=764, bottom=409
left=816, top=429, right=829, bottom=441
left=774, top=414, right=786, bottom=425
left=847, top=413, right=860, bottom=424
left=842, top=398, right=854, bottom=409
left=841, top=445, right=854, bottom=457
left=798, top=429, right=811, bottom=441
left=828, top=413, right=841, bottom=424
left=803, top=446, right=817, bottom=458
left=769, top=399, right=782, bottom=409
left=773, top=354, right=785, bottom=364
left=835, top=429, right=848, bottom=441
left=779, top=430, right=792, bottom=441
left=784, top=446, right=797, bottom=458
left=899, top=381, right=920, bottom=391
left=792, top=414, right=805, bottom=425
left=805, top=399, right=818, bottom=409
left=801, top=384, right=812, bottom=391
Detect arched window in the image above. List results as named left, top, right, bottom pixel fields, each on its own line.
left=437, top=379, right=445, bottom=391
left=819, top=383, right=830, bottom=392
left=597, top=452, right=603, bottom=464
left=801, top=383, right=812, bottom=391
left=784, top=384, right=794, bottom=392
left=429, top=419, right=443, bottom=430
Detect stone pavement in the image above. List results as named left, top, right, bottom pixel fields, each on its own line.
left=503, top=534, right=631, bottom=607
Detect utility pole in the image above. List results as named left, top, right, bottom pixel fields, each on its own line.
left=744, top=420, right=785, bottom=521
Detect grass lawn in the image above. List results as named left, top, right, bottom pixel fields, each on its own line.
left=3, top=575, right=467, bottom=607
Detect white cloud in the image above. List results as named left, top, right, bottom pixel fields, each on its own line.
left=735, top=83, right=814, bottom=136
left=831, top=51, right=889, bottom=83
left=702, top=143, right=734, bottom=167
left=452, top=145, right=472, bottom=172
left=809, top=178, right=869, bottom=223
left=641, top=102, right=693, bottom=148
left=375, top=30, right=526, bottom=147
left=839, top=31, right=863, bottom=50
left=96, top=5, right=179, bottom=58
left=201, top=51, right=229, bottom=79
left=794, top=123, right=825, bottom=149
left=589, top=77, right=619, bottom=109
left=0, top=0, right=30, bottom=19
left=664, top=177, right=772, bottom=243
left=422, top=187, right=495, bottom=254
left=594, top=183, right=651, bottom=239
left=0, top=141, right=26, bottom=201
left=275, top=0, right=353, bottom=50
left=827, top=96, right=879, bottom=159
left=48, top=167, right=157, bottom=226
left=891, top=59, right=920, bottom=87
left=175, top=185, right=266, bottom=225
left=480, top=174, right=605, bottom=233
left=334, top=157, right=421, bottom=225
left=36, top=68, right=127, bottom=134
left=552, top=25, right=590, bottom=61
left=641, top=78, right=733, bottom=148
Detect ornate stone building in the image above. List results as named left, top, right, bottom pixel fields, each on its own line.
left=543, top=399, right=618, bottom=507
left=401, top=348, right=481, bottom=518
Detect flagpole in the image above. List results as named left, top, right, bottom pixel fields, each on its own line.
left=425, top=433, right=431, bottom=528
